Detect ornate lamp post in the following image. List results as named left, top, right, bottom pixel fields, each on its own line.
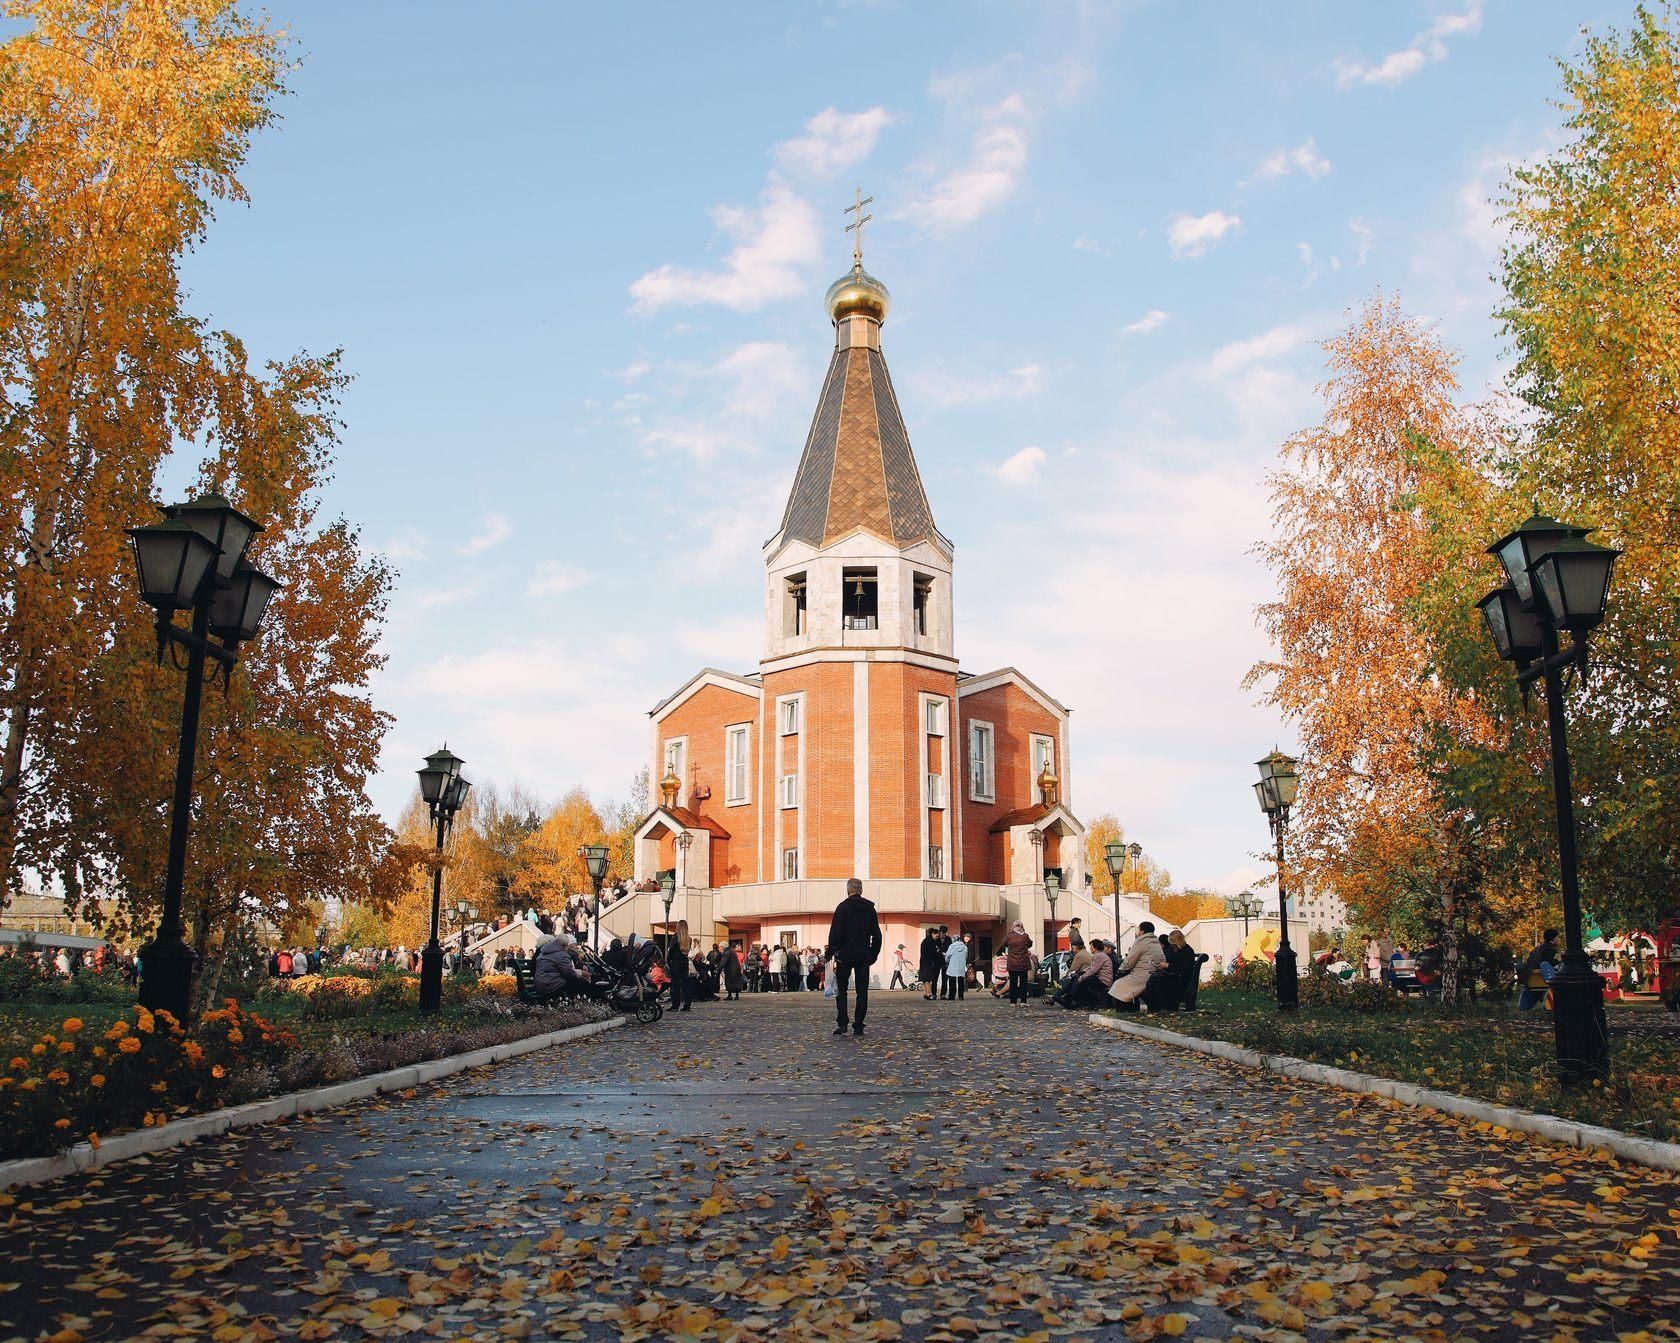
left=1103, top=841, right=1126, bottom=948
left=659, top=872, right=676, bottom=958
left=1044, top=870, right=1062, bottom=983
left=417, top=747, right=471, bottom=1013
left=1478, top=512, right=1619, bottom=1084
left=676, top=829, right=694, bottom=889
left=1233, top=890, right=1263, bottom=941
left=1253, top=749, right=1300, bottom=1011
left=581, top=843, right=611, bottom=954
left=126, top=491, right=280, bottom=1021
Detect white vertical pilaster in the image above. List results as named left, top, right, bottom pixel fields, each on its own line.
left=853, top=661, right=870, bottom=878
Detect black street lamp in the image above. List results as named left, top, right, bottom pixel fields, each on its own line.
left=1103, top=841, right=1127, bottom=949
left=659, top=872, right=676, bottom=959
left=1044, top=870, right=1062, bottom=983
left=1232, top=890, right=1263, bottom=941
left=417, top=746, right=471, bottom=1013
left=126, top=491, right=279, bottom=1022
left=1253, top=749, right=1300, bottom=1011
left=1478, top=512, right=1620, bottom=1084
left=581, top=843, right=611, bottom=953
left=676, top=828, right=693, bottom=889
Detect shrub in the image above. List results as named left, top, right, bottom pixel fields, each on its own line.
left=1203, top=957, right=1275, bottom=995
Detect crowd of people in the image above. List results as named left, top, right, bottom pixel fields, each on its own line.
left=0, top=940, right=135, bottom=983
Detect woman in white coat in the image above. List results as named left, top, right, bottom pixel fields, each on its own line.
left=1109, top=923, right=1166, bottom=1007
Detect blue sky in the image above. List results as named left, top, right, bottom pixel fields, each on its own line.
left=173, top=0, right=1629, bottom=894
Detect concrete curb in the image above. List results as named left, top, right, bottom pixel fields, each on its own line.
left=0, top=1013, right=626, bottom=1192
left=1088, top=1012, right=1680, bottom=1175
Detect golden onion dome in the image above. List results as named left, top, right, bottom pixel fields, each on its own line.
left=825, top=265, right=891, bottom=323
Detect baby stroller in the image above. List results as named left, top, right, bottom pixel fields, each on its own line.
left=580, top=940, right=665, bottom=1024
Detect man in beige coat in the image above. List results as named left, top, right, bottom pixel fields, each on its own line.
left=1109, top=922, right=1166, bottom=1007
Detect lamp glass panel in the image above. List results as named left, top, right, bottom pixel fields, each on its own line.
left=129, top=523, right=217, bottom=609
left=1535, top=544, right=1616, bottom=629
left=446, top=775, right=471, bottom=811
left=1253, top=780, right=1276, bottom=814
left=584, top=844, right=609, bottom=879
left=425, top=748, right=463, bottom=783
left=1273, top=769, right=1300, bottom=809
left=417, top=766, right=447, bottom=804
left=172, top=493, right=260, bottom=584
left=209, top=566, right=281, bottom=641
left=1497, top=533, right=1535, bottom=602
left=1478, top=589, right=1514, bottom=660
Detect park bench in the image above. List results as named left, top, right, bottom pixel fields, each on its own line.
left=511, top=955, right=581, bottom=1005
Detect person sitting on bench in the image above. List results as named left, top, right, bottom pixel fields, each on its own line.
left=532, top=933, right=589, bottom=1000
left=1109, top=922, right=1166, bottom=1012
left=1052, top=937, right=1114, bottom=1008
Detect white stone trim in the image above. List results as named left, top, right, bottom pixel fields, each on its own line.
left=853, top=662, right=870, bottom=879
left=0, top=1016, right=626, bottom=1192
left=650, top=669, right=762, bottom=722
left=724, top=721, right=751, bottom=806
left=760, top=647, right=958, bottom=676
left=1087, top=1015, right=1680, bottom=1175
left=958, top=666, right=1069, bottom=719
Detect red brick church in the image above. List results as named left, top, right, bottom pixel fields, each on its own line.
left=612, top=232, right=1137, bottom=969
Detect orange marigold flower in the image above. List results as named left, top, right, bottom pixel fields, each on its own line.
left=150, top=1080, right=167, bottom=1093
left=136, top=1012, right=155, bottom=1034
left=8, top=1057, right=25, bottom=1071
left=182, top=1042, right=204, bottom=1063
left=19, top=1078, right=37, bottom=1091
left=226, top=1029, right=243, bottom=1045
left=88, top=1132, right=100, bottom=1149
left=91, top=1045, right=106, bottom=1059
left=54, top=1118, right=69, bottom=1130
left=211, top=1064, right=226, bottom=1080
left=57, top=1040, right=74, bottom=1054
left=107, top=1020, right=130, bottom=1038
left=30, top=1043, right=46, bottom=1057
left=118, top=1037, right=142, bottom=1055
left=47, top=1069, right=69, bottom=1085
left=90, top=1074, right=106, bottom=1088
left=62, top=1018, right=83, bottom=1035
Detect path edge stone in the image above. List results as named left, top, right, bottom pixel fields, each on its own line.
left=0, top=1013, right=626, bottom=1192
left=1088, top=1012, right=1680, bottom=1174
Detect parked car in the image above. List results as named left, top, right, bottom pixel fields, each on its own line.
left=1032, top=950, right=1076, bottom=997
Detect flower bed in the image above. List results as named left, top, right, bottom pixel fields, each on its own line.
left=0, top=995, right=612, bottom=1160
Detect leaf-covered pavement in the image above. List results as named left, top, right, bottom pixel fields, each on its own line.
left=2, top=992, right=1677, bottom=1342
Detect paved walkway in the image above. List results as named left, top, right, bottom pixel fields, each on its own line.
left=3, top=991, right=1678, bottom=1341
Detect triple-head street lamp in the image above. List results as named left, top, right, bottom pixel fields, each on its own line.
left=127, top=491, right=281, bottom=1021
left=417, top=746, right=471, bottom=1012
left=1044, top=869, right=1062, bottom=983
left=658, top=872, right=676, bottom=957
left=1477, top=512, right=1619, bottom=1084
left=580, top=843, right=611, bottom=953
left=1253, top=748, right=1300, bottom=1011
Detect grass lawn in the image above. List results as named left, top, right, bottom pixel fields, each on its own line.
left=1125, top=988, right=1680, bottom=1145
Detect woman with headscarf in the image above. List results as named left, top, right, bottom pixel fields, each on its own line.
left=667, top=919, right=694, bottom=1013
left=1002, top=921, right=1035, bottom=1006
left=724, top=943, right=746, bottom=1000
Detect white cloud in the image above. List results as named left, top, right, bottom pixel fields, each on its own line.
left=1203, top=323, right=1310, bottom=379
left=773, top=106, right=894, bottom=176
left=1122, top=309, right=1170, bottom=337
left=526, top=562, right=591, bottom=598
left=629, top=183, right=821, bottom=313
left=1335, top=3, right=1483, bottom=89
left=457, top=513, right=511, bottom=556
left=1348, top=217, right=1375, bottom=265
left=1072, top=233, right=1111, bottom=257
left=898, top=93, right=1030, bottom=234
left=381, top=528, right=427, bottom=563
left=989, top=444, right=1046, bottom=486
left=1166, top=210, right=1242, bottom=260
left=613, top=359, right=651, bottom=381
left=1254, top=138, right=1332, bottom=182
left=915, top=360, right=1046, bottom=408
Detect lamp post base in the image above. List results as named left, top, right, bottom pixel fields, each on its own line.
left=1551, top=955, right=1609, bottom=1085
left=1274, top=944, right=1299, bottom=1012
left=138, top=935, right=195, bottom=1024
left=419, top=945, right=444, bottom=1014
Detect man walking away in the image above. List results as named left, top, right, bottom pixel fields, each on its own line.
left=827, top=877, right=883, bottom=1035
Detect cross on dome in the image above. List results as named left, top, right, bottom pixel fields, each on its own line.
left=843, top=187, right=873, bottom=267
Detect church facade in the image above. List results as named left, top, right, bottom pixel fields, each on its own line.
left=613, top=244, right=1126, bottom=968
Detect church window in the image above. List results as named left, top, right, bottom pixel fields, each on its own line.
left=1031, top=734, right=1055, bottom=803
left=779, top=698, right=801, bottom=735
left=663, top=739, right=686, bottom=788
left=782, top=848, right=799, bottom=880
left=784, top=573, right=808, bottom=637
left=927, top=771, right=945, bottom=809
left=781, top=773, right=799, bottom=808
left=842, top=567, right=878, bottom=630
left=924, top=698, right=946, bottom=736
left=927, top=845, right=944, bottom=879
left=968, top=721, right=995, bottom=802
left=913, top=574, right=933, bottom=636
left=725, top=724, right=750, bottom=804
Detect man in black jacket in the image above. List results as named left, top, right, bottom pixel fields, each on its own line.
left=827, top=877, right=883, bottom=1036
